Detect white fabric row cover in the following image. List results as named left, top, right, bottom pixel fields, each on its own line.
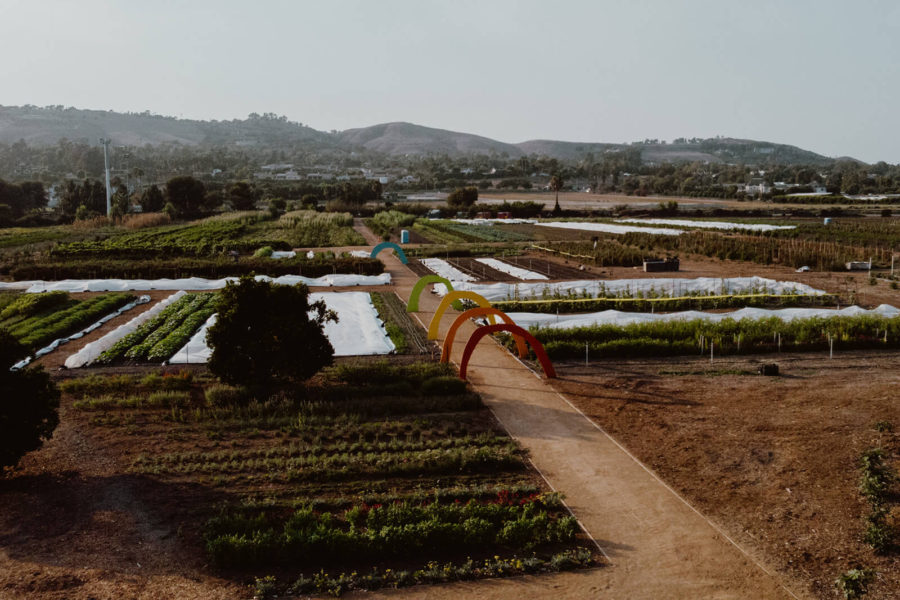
left=1, top=273, right=391, bottom=294
left=64, top=291, right=187, bottom=368
left=509, top=304, right=900, bottom=331
left=10, top=295, right=150, bottom=371
left=434, top=276, right=828, bottom=301
left=167, top=313, right=217, bottom=364
left=474, top=258, right=549, bottom=281
left=168, top=292, right=395, bottom=363
left=617, top=218, right=795, bottom=232
left=350, top=250, right=372, bottom=258
left=419, top=258, right=476, bottom=282
left=535, top=221, right=684, bottom=236
left=451, top=218, right=538, bottom=225
left=270, top=250, right=296, bottom=259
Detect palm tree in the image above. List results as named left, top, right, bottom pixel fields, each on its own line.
left=549, top=174, right=563, bottom=214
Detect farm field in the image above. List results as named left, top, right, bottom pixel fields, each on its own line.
left=3, top=214, right=900, bottom=599
left=548, top=351, right=900, bottom=600
left=0, top=360, right=597, bottom=599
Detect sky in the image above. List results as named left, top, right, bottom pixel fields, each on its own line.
left=1, top=0, right=898, bottom=163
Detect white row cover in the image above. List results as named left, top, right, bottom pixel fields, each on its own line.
left=434, top=276, right=828, bottom=301
left=167, top=313, right=217, bottom=364
left=475, top=258, right=549, bottom=281
left=2, top=273, right=391, bottom=294
left=64, top=291, right=187, bottom=368
left=617, top=218, right=795, bottom=232
left=350, top=250, right=372, bottom=258
left=419, top=258, right=476, bottom=282
left=509, top=304, right=900, bottom=331
left=312, top=292, right=396, bottom=356
left=451, top=218, right=538, bottom=225
left=11, top=295, right=150, bottom=371
left=535, top=221, right=684, bottom=236
left=270, top=250, right=296, bottom=259
left=168, top=292, right=395, bottom=363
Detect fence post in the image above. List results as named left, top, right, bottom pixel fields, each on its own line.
left=585, top=342, right=589, bottom=366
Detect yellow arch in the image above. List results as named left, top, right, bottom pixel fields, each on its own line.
left=441, top=307, right=528, bottom=362
left=427, top=291, right=495, bottom=340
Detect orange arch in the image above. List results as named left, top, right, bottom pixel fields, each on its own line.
left=441, top=307, right=528, bottom=362
left=459, top=323, right=556, bottom=380
left=427, top=291, right=495, bottom=340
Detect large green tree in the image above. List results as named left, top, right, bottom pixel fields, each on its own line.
left=139, top=184, right=165, bottom=213
left=206, top=277, right=336, bottom=386
left=165, top=176, right=206, bottom=217
left=228, top=181, right=257, bottom=211
left=0, top=331, right=60, bottom=470
left=447, top=186, right=478, bottom=209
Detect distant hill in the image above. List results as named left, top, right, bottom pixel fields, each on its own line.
left=338, top=122, right=522, bottom=156
left=0, top=105, right=334, bottom=148
left=0, top=105, right=850, bottom=165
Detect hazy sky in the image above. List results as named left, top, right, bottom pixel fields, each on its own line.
left=1, top=0, right=898, bottom=162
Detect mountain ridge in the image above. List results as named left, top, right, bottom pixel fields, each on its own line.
left=0, top=105, right=853, bottom=165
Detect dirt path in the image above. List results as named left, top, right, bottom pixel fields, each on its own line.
left=365, top=226, right=806, bottom=599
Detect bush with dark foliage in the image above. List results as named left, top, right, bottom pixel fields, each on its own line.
left=0, top=330, right=60, bottom=470
left=206, top=276, right=336, bottom=386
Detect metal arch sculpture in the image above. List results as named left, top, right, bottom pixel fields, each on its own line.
left=427, top=291, right=496, bottom=340
left=406, top=275, right=454, bottom=312
left=441, top=307, right=528, bottom=362
left=370, top=241, right=408, bottom=264
left=459, top=323, right=556, bottom=380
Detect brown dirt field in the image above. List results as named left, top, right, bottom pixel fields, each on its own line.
left=549, top=351, right=900, bottom=599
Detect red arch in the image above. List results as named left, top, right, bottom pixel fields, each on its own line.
left=459, top=323, right=556, bottom=380
left=441, top=307, right=529, bottom=362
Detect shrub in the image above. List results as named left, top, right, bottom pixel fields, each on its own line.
left=205, top=384, right=251, bottom=407
left=254, top=246, right=274, bottom=258
left=0, top=331, right=60, bottom=469
left=207, top=276, right=336, bottom=386
left=835, top=567, right=876, bottom=599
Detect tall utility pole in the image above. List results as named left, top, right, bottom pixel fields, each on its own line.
left=99, top=138, right=112, bottom=217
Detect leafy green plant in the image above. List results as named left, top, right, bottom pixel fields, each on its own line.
left=835, top=567, right=875, bottom=599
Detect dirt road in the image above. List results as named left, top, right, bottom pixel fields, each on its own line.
left=367, top=224, right=806, bottom=599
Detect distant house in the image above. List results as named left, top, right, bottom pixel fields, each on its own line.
left=742, top=178, right=771, bottom=195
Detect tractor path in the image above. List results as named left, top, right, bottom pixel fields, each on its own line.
left=364, top=240, right=806, bottom=599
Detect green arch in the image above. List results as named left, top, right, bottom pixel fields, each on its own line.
left=407, top=275, right=454, bottom=312
left=370, top=241, right=408, bottom=264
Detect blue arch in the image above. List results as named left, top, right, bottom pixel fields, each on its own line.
left=370, top=241, right=408, bottom=264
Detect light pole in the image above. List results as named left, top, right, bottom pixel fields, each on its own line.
left=100, top=138, right=112, bottom=217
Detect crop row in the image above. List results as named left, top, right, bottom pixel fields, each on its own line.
left=0, top=290, right=70, bottom=323
left=4, top=255, right=384, bottom=281
left=415, top=220, right=531, bottom=243
left=264, top=548, right=593, bottom=597
left=136, top=433, right=511, bottom=468
left=7, top=292, right=134, bottom=351
left=96, top=294, right=214, bottom=364
left=366, top=210, right=418, bottom=239
left=245, top=210, right=365, bottom=247
left=494, top=292, right=836, bottom=314
left=551, top=229, right=894, bottom=271
left=528, top=313, right=900, bottom=359
left=133, top=444, right=523, bottom=483
left=205, top=498, right=576, bottom=568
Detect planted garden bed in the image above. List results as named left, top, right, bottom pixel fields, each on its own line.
left=58, top=360, right=597, bottom=596
left=94, top=293, right=217, bottom=364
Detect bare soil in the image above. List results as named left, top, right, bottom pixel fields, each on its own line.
left=549, top=351, right=900, bottom=599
